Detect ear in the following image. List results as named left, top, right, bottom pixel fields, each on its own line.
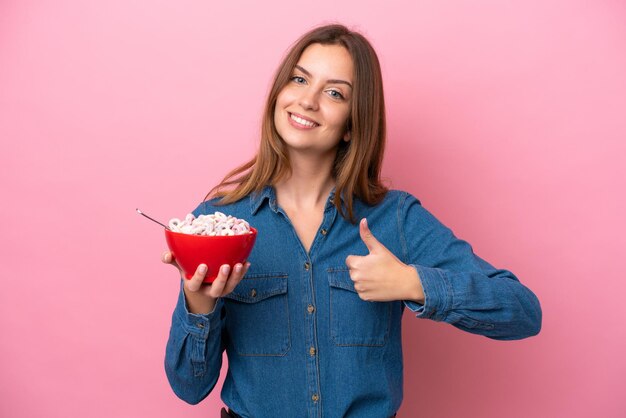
left=343, top=131, right=351, bottom=142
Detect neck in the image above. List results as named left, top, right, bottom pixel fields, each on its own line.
left=274, top=150, right=336, bottom=210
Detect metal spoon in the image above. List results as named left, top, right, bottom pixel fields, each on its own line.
left=136, top=208, right=170, bottom=230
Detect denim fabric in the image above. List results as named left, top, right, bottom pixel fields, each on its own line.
left=165, top=186, right=541, bottom=417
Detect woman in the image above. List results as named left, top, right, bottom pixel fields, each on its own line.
left=162, top=24, right=542, bottom=418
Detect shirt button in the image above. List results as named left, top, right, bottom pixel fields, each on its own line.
left=196, top=323, right=205, bottom=329
left=250, top=289, right=257, bottom=298
left=312, top=394, right=319, bottom=402
left=320, top=229, right=327, bottom=235
left=309, top=347, right=316, bottom=356
left=307, top=304, right=315, bottom=314
left=304, top=262, right=310, bottom=270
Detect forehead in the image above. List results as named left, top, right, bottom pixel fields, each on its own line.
left=296, top=43, right=354, bottom=82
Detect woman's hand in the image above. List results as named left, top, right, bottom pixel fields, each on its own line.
left=162, top=251, right=250, bottom=314
left=345, top=218, right=425, bottom=303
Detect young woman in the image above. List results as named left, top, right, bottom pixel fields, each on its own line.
left=162, top=24, right=542, bottom=418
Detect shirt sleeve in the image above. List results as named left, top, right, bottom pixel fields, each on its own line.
left=164, top=200, right=226, bottom=404
left=164, top=281, right=225, bottom=404
left=398, top=192, right=542, bottom=340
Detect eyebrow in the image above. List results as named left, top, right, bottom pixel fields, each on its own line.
left=295, top=65, right=353, bottom=89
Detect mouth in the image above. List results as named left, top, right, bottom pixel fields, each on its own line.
left=288, top=112, right=319, bottom=128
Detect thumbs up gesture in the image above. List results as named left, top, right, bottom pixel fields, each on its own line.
left=345, top=218, right=425, bottom=303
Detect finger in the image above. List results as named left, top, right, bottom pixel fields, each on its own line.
left=185, top=263, right=208, bottom=292
left=352, top=281, right=371, bottom=300
left=222, top=262, right=250, bottom=295
left=359, top=218, right=381, bottom=253
left=358, top=291, right=372, bottom=302
left=348, top=268, right=362, bottom=282
left=345, top=254, right=365, bottom=270
left=207, top=264, right=230, bottom=298
left=161, top=251, right=181, bottom=269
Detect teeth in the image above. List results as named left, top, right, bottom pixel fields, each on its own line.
left=290, top=113, right=316, bottom=127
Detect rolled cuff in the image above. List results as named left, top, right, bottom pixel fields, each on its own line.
left=174, top=280, right=224, bottom=339
left=403, top=265, right=452, bottom=322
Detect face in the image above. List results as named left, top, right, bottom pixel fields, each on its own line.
left=274, top=43, right=354, bottom=157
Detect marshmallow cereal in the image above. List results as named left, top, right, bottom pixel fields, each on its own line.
left=169, top=212, right=252, bottom=236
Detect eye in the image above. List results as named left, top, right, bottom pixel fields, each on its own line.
left=291, top=75, right=306, bottom=84
left=327, top=89, right=345, bottom=100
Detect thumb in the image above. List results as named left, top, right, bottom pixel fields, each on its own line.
left=359, top=218, right=381, bottom=252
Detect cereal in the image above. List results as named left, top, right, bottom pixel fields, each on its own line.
left=168, top=212, right=252, bottom=236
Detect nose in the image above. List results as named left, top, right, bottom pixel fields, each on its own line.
left=298, top=88, right=319, bottom=111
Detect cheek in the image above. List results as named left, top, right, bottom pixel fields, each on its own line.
left=276, top=87, right=296, bottom=108
left=326, top=107, right=351, bottom=130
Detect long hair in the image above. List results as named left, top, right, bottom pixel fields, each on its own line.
left=204, top=24, right=388, bottom=223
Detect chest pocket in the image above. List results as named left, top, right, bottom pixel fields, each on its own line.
left=328, top=268, right=391, bottom=347
left=223, top=272, right=290, bottom=356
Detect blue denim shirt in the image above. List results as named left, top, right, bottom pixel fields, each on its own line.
left=165, top=186, right=541, bottom=417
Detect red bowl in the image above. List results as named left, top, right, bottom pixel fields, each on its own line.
left=165, top=227, right=257, bottom=283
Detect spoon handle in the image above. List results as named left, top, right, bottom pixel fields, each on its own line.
left=136, top=208, right=170, bottom=230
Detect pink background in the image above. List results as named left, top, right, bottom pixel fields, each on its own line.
left=1, top=1, right=625, bottom=417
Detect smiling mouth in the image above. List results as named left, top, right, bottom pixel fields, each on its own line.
left=289, top=112, right=319, bottom=128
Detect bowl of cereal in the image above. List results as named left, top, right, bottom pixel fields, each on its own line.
left=165, top=212, right=257, bottom=283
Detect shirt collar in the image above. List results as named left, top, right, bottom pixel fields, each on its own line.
left=249, top=185, right=275, bottom=215
left=249, top=185, right=345, bottom=215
